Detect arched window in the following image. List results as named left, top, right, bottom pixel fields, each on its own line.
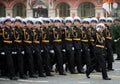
left=111, top=2, right=120, bottom=17
left=56, top=3, right=70, bottom=17
left=0, top=3, right=6, bottom=17
left=13, top=3, right=26, bottom=17
left=78, top=2, right=95, bottom=18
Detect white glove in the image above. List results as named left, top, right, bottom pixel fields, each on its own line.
left=72, top=47, right=74, bottom=51
left=50, top=50, right=54, bottom=53
left=12, top=52, right=17, bottom=54
left=21, top=51, right=25, bottom=54
left=114, top=40, right=118, bottom=42
left=1, top=52, right=5, bottom=55
left=62, top=49, right=66, bottom=52
left=41, top=50, right=44, bottom=52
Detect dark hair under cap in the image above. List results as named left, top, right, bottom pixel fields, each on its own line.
left=15, top=19, right=22, bottom=23
left=27, top=20, right=33, bottom=24
left=99, top=19, right=106, bottom=22
left=35, top=21, right=42, bottom=24
left=91, top=20, right=97, bottom=23
left=43, top=20, right=49, bottom=23
left=82, top=21, right=89, bottom=24
left=74, top=19, right=81, bottom=23
left=66, top=20, right=72, bottom=23
left=54, top=20, right=61, bottom=23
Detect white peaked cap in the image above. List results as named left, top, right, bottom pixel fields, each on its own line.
left=82, top=18, right=91, bottom=23
left=0, top=17, right=5, bottom=23
left=91, top=17, right=98, bottom=23
left=54, top=17, right=62, bottom=22
left=43, top=18, right=50, bottom=22
left=15, top=16, right=22, bottom=22
left=26, top=17, right=35, bottom=24
left=35, top=18, right=43, bottom=24
left=96, top=23, right=105, bottom=29
left=11, top=18, right=15, bottom=22
left=74, top=16, right=81, bottom=22
left=106, top=17, right=113, bottom=22
left=65, top=17, right=73, bottom=23
left=99, top=17, right=106, bottom=21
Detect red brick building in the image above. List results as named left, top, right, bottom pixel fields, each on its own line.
left=0, top=0, right=120, bottom=18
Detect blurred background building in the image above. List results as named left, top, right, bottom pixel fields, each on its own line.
left=0, top=0, right=120, bottom=18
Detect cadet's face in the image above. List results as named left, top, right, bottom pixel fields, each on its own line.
left=54, top=22, right=61, bottom=27
left=50, top=22, right=53, bottom=26
left=74, top=21, right=81, bottom=27
left=83, top=23, right=89, bottom=28
left=91, top=22, right=97, bottom=28
left=106, top=21, right=112, bottom=26
left=27, top=22, right=33, bottom=28
left=98, top=27, right=103, bottom=33
left=34, top=23, right=41, bottom=28
left=44, top=22, right=49, bottom=27
left=15, top=21, right=21, bottom=27
left=65, top=22, right=72, bottom=27
left=5, top=20, right=11, bottom=27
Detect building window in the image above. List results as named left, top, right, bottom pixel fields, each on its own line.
left=0, top=3, right=6, bottom=17
left=111, top=2, right=120, bottom=17
left=56, top=3, right=70, bottom=17
left=13, top=3, right=26, bottom=17
left=78, top=2, right=95, bottom=18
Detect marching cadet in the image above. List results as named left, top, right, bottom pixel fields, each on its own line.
left=41, top=18, right=54, bottom=76
left=73, top=17, right=83, bottom=73
left=90, top=17, right=100, bottom=72
left=62, top=17, right=76, bottom=74
left=51, top=17, right=66, bottom=75
left=13, top=16, right=28, bottom=79
left=2, top=16, right=18, bottom=80
left=86, top=23, right=111, bottom=80
left=49, top=17, right=56, bottom=71
left=23, top=17, right=37, bottom=78
left=32, top=18, right=46, bottom=77
left=89, top=17, right=98, bottom=59
left=104, top=17, right=114, bottom=71
left=81, top=18, right=91, bottom=70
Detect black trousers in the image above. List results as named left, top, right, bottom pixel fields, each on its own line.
left=73, top=41, right=82, bottom=73
left=41, top=42, right=51, bottom=74
left=64, top=41, right=75, bottom=73
left=33, top=43, right=44, bottom=75
left=24, top=43, right=35, bottom=76
left=14, top=43, right=25, bottom=77
left=81, top=42, right=91, bottom=69
left=105, top=40, right=114, bottom=70
left=4, top=44, right=15, bottom=78
left=86, top=47, right=108, bottom=79
left=53, top=42, right=64, bottom=74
